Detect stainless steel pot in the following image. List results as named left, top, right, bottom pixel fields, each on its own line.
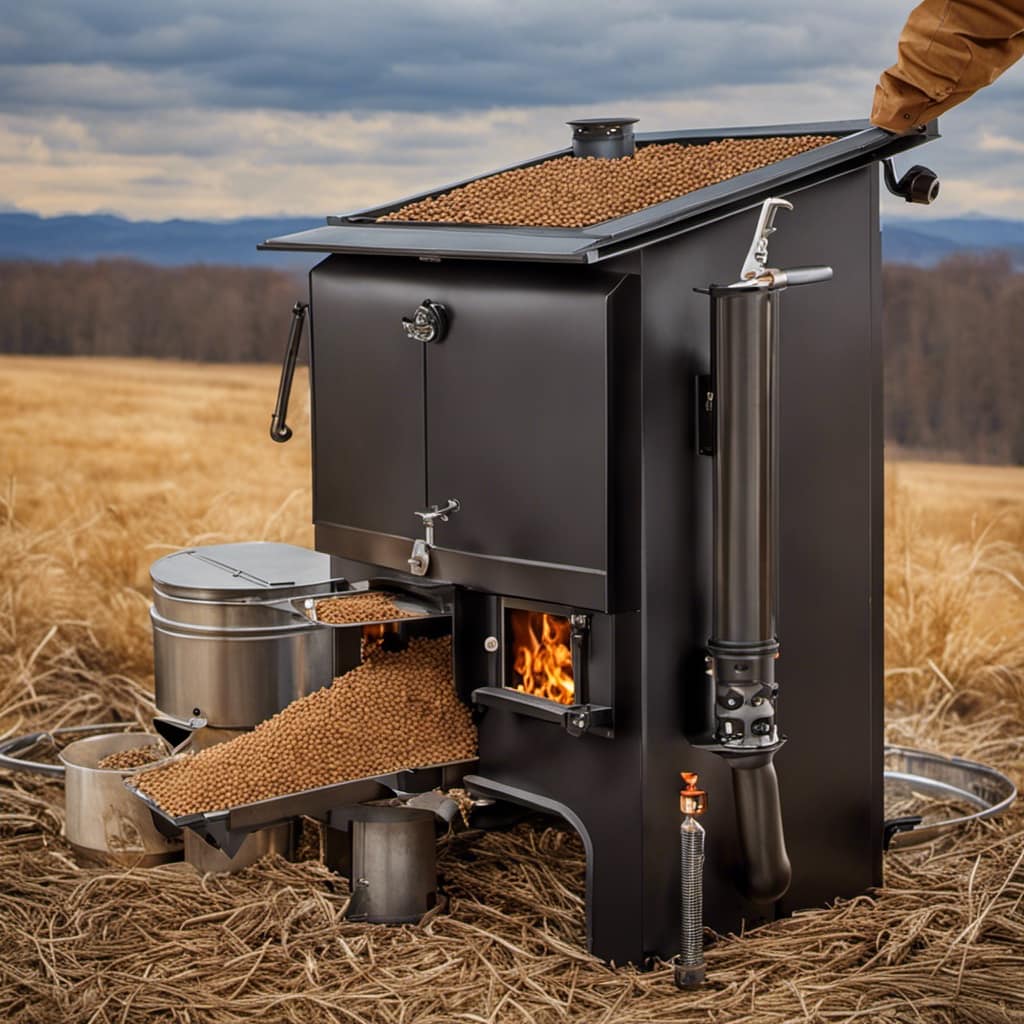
left=151, top=542, right=343, bottom=729
left=58, top=732, right=182, bottom=867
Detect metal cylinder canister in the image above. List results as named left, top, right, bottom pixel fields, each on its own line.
left=346, top=807, right=439, bottom=924
left=150, top=542, right=342, bottom=729
left=59, top=732, right=182, bottom=867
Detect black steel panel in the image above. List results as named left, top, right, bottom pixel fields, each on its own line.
left=639, top=166, right=883, bottom=956
left=311, top=259, right=639, bottom=613
left=316, top=523, right=610, bottom=611
left=264, top=223, right=599, bottom=262
left=772, top=169, right=884, bottom=915
left=310, top=258, right=426, bottom=538
left=468, top=608, right=643, bottom=964
left=425, top=267, right=627, bottom=572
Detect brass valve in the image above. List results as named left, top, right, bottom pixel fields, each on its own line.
left=680, top=772, right=707, bottom=817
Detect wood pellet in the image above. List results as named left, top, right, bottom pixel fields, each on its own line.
left=97, top=745, right=165, bottom=771
left=134, top=636, right=475, bottom=816
left=315, top=591, right=419, bottom=625
left=379, top=136, right=835, bottom=229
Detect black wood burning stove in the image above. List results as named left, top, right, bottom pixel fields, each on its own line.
left=260, top=119, right=939, bottom=965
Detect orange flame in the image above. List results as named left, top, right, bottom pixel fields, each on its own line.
left=511, top=612, right=575, bottom=706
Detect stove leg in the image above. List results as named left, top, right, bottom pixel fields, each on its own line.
left=463, top=775, right=646, bottom=965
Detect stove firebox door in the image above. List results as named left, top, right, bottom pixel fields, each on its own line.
left=425, top=265, right=628, bottom=574
left=309, top=258, right=427, bottom=540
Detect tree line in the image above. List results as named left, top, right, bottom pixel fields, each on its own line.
left=0, top=260, right=302, bottom=364
left=883, top=253, right=1023, bottom=464
left=0, top=255, right=1020, bottom=464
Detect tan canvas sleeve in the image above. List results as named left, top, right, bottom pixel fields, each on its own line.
left=872, top=0, right=1024, bottom=131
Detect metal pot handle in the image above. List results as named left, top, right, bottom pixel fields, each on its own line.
left=0, top=722, right=138, bottom=778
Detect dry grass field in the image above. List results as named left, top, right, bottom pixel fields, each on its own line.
left=1, top=355, right=1022, bottom=1024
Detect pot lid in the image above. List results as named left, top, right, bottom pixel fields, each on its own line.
left=151, top=542, right=341, bottom=600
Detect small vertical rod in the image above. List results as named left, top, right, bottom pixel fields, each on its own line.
left=674, top=772, right=707, bottom=989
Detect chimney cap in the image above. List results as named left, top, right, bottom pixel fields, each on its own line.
left=567, top=117, right=638, bottom=158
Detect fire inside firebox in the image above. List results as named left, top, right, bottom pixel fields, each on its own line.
left=508, top=611, right=575, bottom=706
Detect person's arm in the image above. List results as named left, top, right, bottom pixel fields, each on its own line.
left=872, top=0, right=1024, bottom=132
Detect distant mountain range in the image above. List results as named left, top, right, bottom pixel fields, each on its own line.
left=0, top=212, right=319, bottom=269
left=882, top=216, right=1024, bottom=267
left=2, top=211, right=1024, bottom=269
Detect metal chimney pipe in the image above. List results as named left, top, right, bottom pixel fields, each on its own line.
left=567, top=118, right=638, bottom=159
left=707, top=281, right=791, bottom=904
left=698, top=197, right=832, bottom=904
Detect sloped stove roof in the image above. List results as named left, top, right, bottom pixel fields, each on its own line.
left=259, top=119, right=937, bottom=264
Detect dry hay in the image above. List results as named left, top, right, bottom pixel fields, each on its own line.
left=1, top=357, right=1023, bottom=1023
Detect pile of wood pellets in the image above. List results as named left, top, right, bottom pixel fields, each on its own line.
left=378, top=135, right=835, bottom=228
left=314, top=591, right=420, bottom=625
left=96, top=745, right=165, bottom=771
left=134, top=636, right=475, bottom=816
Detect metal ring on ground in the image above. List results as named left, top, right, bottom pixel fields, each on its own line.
left=884, top=745, right=1017, bottom=850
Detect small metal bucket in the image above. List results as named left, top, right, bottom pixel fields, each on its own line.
left=58, top=732, right=183, bottom=868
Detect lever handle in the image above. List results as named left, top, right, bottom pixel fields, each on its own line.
left=415, top=498, right=461, bottom=525
left=270, top=301, right=308, bottom=443
left=771, top=266, right=833, bottom=289
left=727, top=750, right=792, bottom=903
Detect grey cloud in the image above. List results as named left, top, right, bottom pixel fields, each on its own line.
left=0, top=1, right=904, bottom=116
left=5, top=0, right=1024, bottom=220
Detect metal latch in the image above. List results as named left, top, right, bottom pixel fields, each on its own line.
left=738, top=197, right=792, bottom=282
left=729, top=196, right=833, bottom=291
left=408, top=499, right=460, bottom=576
left=401, top=299, right=448, bottom=343
left=696, top=374, right=714, bottom=456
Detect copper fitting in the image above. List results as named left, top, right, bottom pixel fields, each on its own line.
left=680, top=772, right=707, bottom=817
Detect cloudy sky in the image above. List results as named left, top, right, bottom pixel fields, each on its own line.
left=3, top=1, right=1024, bottom=222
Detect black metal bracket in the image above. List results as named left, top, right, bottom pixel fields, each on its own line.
left=471, top=686, right=613, bottom=738
left=882, top=814, right=923, bottom=851
left=569, top=612, right=591, bottom=703
left=696, top=374, right=715, bottom=455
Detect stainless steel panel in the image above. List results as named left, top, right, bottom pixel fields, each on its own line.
left=152, top=614, right=334, bottom=728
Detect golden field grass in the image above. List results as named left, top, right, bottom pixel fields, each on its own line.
left=0, top=355, right=1022, bottom=1024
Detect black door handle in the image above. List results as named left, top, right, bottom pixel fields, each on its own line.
left=270, top=301, right=308, bottom=443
